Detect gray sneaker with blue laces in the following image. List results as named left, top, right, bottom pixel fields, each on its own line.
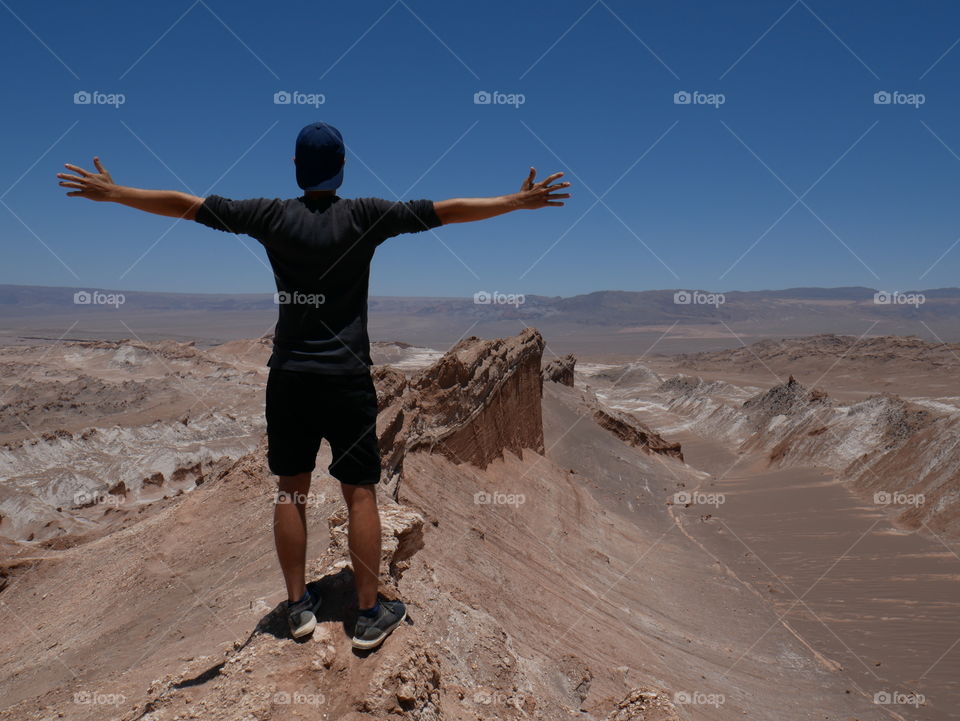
left=352, top=599, right=407, bottom=650
left=286, top=588, right=321, bottom=638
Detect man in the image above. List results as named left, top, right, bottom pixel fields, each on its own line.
left=57, top=121, right=571, bottom=650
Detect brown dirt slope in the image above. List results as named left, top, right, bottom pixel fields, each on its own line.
left=0, top=329, right=883, bottom=721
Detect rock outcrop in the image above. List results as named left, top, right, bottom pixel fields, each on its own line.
left=591, top=405, right=683, bottom=461
left=659, top=372, right=959, bottom=536
left=374, top=328, right=545, bottom=475
left=542, top=354, right=576, bottom=386
left=603, top=688, right=681, bottom=721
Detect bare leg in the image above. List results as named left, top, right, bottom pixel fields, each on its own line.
left=274, top=472, right=311, bottom=602
left=340, top=483, right=381, bottom=609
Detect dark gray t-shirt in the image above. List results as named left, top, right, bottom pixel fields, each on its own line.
left=195, top=194, right=441, bottom=374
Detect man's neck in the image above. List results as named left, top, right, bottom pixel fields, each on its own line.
left=304, top=190, right=336, bottom=199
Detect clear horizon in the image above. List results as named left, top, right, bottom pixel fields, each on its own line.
left=3, top=281, right=959, bottom=299
left=3, top=1, right=960, bottom=297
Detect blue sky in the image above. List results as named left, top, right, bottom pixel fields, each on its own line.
left=2, top=0, right=960, bottom=297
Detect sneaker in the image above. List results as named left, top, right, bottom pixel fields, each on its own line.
left=286, top=589, right=321, bottom=638
left=351, top=599, right=407, bottom=650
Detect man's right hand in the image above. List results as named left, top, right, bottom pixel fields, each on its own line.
left=57, top=157, right=203, bottom=219
left=57, top=157, right=118, bottom=202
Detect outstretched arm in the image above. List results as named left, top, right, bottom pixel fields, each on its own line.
left=57, top=158, right=203, bottom=220
left=433, top=167, right=571, bottom=225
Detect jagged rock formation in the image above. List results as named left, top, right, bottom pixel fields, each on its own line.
left=742, top=375, right=830, bottom=430
left=655, top=375, right=755, bottom=445
left=659, top=372, right=959, bottom=536
left=375, top=328, right=545, bottom=475
left=591, top=405, right=683, bottom=461
left=542, top=354, right=576, bottom=386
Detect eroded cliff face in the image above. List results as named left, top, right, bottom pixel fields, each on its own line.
left=375, top=328, right=545, bottom=476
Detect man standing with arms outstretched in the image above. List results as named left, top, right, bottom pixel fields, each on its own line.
left=57, top=121, right=571, bottom=649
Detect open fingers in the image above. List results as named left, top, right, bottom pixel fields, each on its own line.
left=56, top=172, right=87, bottom=184
left=63, top=163, right=92, bottom=177
left=59, top=181, right=85, bottom=189
left=521, top=166, right=537, bottom=191
left=545, top=181, right=570, bottom=192
left=93, top=156, right=107, bottom=174
left=537, top=171, right=564, bottom=187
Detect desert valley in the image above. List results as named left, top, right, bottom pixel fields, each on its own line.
left=1, top=285, right=958, bottom=720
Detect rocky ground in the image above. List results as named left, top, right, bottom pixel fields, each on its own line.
left=0, top=330, right=946, bottom=720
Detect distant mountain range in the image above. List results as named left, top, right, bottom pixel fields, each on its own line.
left=4, top=284, right=959, bottom=352
left=2, top=284, right=957, bottom=325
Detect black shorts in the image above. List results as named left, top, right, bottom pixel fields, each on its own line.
left=265, top=367, right=381, bottom=485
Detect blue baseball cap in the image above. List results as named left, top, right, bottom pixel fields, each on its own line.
left=295, top=122, right=345, bottom=191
